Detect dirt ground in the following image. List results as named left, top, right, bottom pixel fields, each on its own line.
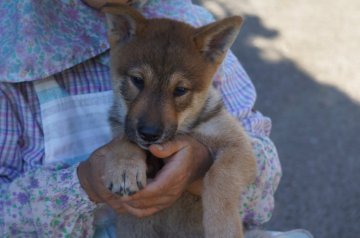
left=195, top=1, right=360, bottom=237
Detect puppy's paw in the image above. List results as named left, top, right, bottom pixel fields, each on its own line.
left=103, top=142, right=147, bottom=196
left=104, top=159, right=146, bottom=196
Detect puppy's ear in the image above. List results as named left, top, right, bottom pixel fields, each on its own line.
left=193, top=16, right=243, bottom=63
left=102, top=4, right=147, bottom=47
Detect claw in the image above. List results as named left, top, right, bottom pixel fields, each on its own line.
left=136, top=172, right=144, bottom=190
left=125, top=188, right=131, bottom=195
left=108, top=182, right=113, bottom=191
left=137, top=180, right=144, bottom=190
left=119, top=187, right=124, bottom=196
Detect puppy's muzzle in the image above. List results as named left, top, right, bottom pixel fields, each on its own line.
left=137, top=123, right=163, bottom=143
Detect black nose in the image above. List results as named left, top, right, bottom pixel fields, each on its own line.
left=137, top=125, right=162, bottom=142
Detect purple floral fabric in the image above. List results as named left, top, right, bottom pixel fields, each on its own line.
left=0, top=0, right=108, bottom=82
left=241, top=136, right=281, bottom=224
left=0, top=163, right=96, bottom=238
left=0, top=0, right=214, bottom=83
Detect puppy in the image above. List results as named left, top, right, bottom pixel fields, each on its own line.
left=101, top=4, right=257, bottom=238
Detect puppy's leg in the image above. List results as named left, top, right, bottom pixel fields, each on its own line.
left=102, top=136, right=147, bottom=196
left=201, top=147, right=254, bottom=238
left=194, top=113, right=256, bottom=238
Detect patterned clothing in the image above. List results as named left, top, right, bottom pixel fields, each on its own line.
left=0, top=0, right=282, bottom=237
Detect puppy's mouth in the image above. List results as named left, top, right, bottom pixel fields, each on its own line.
left=136, top=141, right=153, bottom=150
left=135, top=135, right=166, bottom=150
left=131, top=130, right=177, bottom=150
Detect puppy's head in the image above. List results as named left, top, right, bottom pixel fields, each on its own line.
left=103, top=4, right=242, bottom=148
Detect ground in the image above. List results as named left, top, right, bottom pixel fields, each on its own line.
left=194, top=1, right=360, bottom=237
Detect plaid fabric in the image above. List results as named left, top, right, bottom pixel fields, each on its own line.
left=0, top=56, right=111, bottom=183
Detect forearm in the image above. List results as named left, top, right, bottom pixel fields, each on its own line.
left=0, top=163, right=96, bottom=238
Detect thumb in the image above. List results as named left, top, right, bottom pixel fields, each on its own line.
left=149, top=136, right=189, bottom=158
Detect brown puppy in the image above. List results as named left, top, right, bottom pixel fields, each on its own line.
left=101, top=4, right=257, bottom=238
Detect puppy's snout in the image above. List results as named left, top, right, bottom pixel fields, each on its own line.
left=137, top=123, right=163, bottom=142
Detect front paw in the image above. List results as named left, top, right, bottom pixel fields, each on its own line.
left=103, top=142, right=147, bottom=196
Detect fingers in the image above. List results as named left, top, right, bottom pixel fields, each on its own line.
left=82, top=135, right=199, bottom=218
left=104, top=198, right=127, bottom=214
left=186, top=179, right=203, bottom=196
left=121, top=187, right=179, bottom=217
left=121, top=180, right=165, bottom=201
left=123, top=159, right=186, bottom=201
left=122, top=203, right=162, bottom=218
left=119, top=169, right=184, bottom=215
left=125, top=195, right=174, bottom=209
left=149, top=135, right=190, bottom=158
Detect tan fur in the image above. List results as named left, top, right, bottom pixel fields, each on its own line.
left=100, top=4, right=257, bottom=238
left=102, top=136, right=147, bottom=194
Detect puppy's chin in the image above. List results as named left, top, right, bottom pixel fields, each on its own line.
left=137, top=142, right=151, bottom=150
left=128, top=135, right=160, bottom=150
left=135, top=138, right=163, bottom=150
left=134, top=136, right=169, bottom=151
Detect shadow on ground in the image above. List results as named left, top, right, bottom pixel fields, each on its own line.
left=194, top=2, right=360, bottom=238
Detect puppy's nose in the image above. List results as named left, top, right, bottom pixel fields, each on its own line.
left=137, top=125, right=162, bottom=142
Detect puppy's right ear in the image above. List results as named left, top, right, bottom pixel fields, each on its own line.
left=193, top=16, right=243, bottom=64
left=102, top=4, right=147, bottom=47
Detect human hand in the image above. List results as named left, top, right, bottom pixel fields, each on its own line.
left=120, top=135, right=212, bottom=218
left=77, top=137, right=131, bottom=214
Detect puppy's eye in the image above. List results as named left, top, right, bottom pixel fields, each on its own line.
left=129, top=76, right=144, bottom=90
left=174, top=87, right=189, bottom=97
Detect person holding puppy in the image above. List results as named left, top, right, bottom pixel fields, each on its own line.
left=0, top=0, right=284, bottom=237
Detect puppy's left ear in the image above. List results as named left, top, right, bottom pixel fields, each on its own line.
left=102, top=4, right=147, bottom=48
left=193, top=16, right=243, bottom=63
